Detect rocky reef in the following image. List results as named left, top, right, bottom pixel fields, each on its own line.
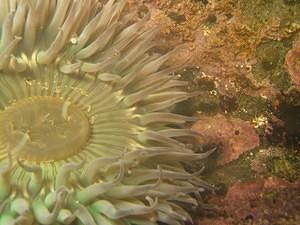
left=129, top=0, right=300, bottom=224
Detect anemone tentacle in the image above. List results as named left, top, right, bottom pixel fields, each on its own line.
left=0, top=0, right=210, bottom=224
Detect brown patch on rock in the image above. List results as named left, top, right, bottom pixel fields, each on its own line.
left=192, top=114, right=260, bottom=165
left=199, top=217, right=230, bottom=225
left=285, top=39, right=300, bottom=91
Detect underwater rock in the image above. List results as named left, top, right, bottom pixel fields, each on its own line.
left=201, top=177, right=300, bottom=224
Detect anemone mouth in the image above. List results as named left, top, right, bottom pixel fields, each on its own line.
left=0, top=0, right=210, bottom=224
left=0, top=96, right=90, bottom=162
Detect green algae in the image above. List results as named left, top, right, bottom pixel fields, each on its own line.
left=240, top=0, right=300, bottom=30
left=254, top=40, right=293, bottom=91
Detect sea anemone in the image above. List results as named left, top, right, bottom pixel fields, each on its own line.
left=0, top=0, right=211, bottom=224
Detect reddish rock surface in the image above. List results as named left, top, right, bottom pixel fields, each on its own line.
left=285, top=39, right=300, bottom=91
left=127, top=0, right=279, bottom=98
left=192, top=114, right=260, bottom=165
left=196, top=177, right=300, bottom=225
left=199, top=218, right=230, bottom=225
